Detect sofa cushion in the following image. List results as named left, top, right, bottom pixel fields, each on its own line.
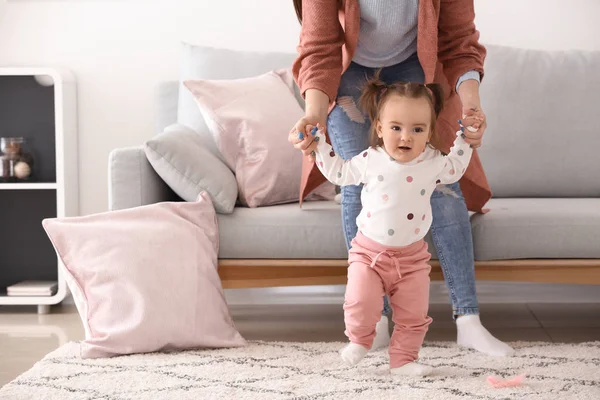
left=144, top=124, right=238, bottom=214
left=177, top=43, right=296, bottom=154
left=471, top=198, right=600, bottom=260
left=477, top=45, right=600, bottom=198
left=217, top=202, right=347, bottom=259
left=216, top=201, right=439, bottom=260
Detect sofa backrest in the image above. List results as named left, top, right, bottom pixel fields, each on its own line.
left=478, top=45, right=600, bottom=198
left=158, top=44, right=600, bottom=198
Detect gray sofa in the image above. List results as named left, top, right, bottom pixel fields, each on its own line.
left=109, top=44, right=600, bottom=286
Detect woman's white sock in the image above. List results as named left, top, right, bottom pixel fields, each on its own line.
left=370, top=315, right=391, bottom=351
left=340, top=343, right=368, bottom=365
left=390, top=362, right=433, bottom=377
left=456, top=314, right=515, bottom=356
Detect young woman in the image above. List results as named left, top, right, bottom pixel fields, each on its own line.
left=289, top=0, right=514, bottom=357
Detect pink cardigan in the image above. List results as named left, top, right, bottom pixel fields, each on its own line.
left=293, top=0, right=491, bottom=212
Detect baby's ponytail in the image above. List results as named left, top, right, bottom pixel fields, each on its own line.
left=358, top=71, right=388, bottom=125
left=424, top=83, right=444, bottom=119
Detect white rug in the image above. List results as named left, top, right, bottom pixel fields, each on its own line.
left=1, top=341, right=599, bottom=400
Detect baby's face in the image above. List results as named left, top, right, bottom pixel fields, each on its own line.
left=376, top=95, right=432, bottom=163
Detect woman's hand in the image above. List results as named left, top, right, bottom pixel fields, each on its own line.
left=460, top=107, right=486, bottom=149
left=288, top=89, right=330, bottom=162
left=288, top=116, right=325, bottom=163
left=457, top=80, right=486, bottom=149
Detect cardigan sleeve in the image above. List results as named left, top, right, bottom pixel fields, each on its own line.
left=292, top=0, right=345, bottom=102
left=437, top=0, right=486, bottom=93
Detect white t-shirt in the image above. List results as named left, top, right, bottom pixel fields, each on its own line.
left=313, top=130, right=473, bottom=247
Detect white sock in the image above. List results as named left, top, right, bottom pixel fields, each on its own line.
left=456, top=314, right=515, bottom=356
left=370, top=315, right=391, bottom=351
left=340, top=343, right=368, bottom=366
left=390, top=362, right=433, bottom=377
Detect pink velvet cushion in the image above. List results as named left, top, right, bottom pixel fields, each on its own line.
left=184, top=69, right=334, bottom=207
left=42, top=192, right=245, bottom=358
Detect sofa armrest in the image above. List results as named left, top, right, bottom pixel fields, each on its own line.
left=108, top=146, right=179, bottom=211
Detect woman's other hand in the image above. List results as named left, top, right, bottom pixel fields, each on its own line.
left=460, top=107, right=486, bottom=149
left=457, top=80, right=486, bottom=149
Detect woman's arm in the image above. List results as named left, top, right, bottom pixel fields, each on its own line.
left=437, top=0, right=486, bottom=94
left=292, top=0, right=345, bottom=103
left=290, top=0, right=345, bottom=160
left=438, top=0, right=487, bottom=148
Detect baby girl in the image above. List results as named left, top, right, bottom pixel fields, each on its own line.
left=304, top=76, right=472, bottom=376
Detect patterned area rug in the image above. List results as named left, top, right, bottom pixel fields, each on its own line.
left=1, top=341, right=599, bottom=400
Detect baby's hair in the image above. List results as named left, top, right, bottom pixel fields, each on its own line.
left=358, top=70, right=445, bottom=149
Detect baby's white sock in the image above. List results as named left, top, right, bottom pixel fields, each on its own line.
left=340, top=343, right=368, bottom=366
left=370, top=315, right=390, bottom=351
left=390, top=362, right=433, bottom=377
left=456, top=314, right=515, bottom=356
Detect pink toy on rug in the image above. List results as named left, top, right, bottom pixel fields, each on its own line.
left=487, top=375, right=526, bottom=388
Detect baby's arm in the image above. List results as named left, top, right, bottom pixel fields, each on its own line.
left=312, top=127, right=368, bottom=186
left=437, top=130, right=474, bottom=184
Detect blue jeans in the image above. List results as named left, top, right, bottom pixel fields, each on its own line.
left=328, top=53, right=479, bottom=318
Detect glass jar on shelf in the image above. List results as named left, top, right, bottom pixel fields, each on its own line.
left=0, top=137, right=34, bottom=182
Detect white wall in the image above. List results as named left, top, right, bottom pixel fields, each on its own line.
left=0, top=0, right=598, bottom=215
left=475, top=0, right=600, bottom=51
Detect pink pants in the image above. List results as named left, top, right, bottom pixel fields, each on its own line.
left=344, top=232, right=433, bottom=368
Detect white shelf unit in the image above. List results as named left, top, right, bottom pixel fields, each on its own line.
left=0, top=67, right=78, bottom=314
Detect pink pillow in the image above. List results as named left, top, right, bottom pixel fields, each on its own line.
left=184, top=69, right=334, bottom=207
left=42, top=192, right=245, bottom=358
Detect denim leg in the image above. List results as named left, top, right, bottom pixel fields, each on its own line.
left=327, top=62, right=373, bottom=250
left=429, top=182, right=479, bottom=318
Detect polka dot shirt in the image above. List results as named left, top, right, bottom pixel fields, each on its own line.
left=313, top=130, right=473, bottom=246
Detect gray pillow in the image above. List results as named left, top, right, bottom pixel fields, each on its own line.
left=144, top=124, right=237, bottom=214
